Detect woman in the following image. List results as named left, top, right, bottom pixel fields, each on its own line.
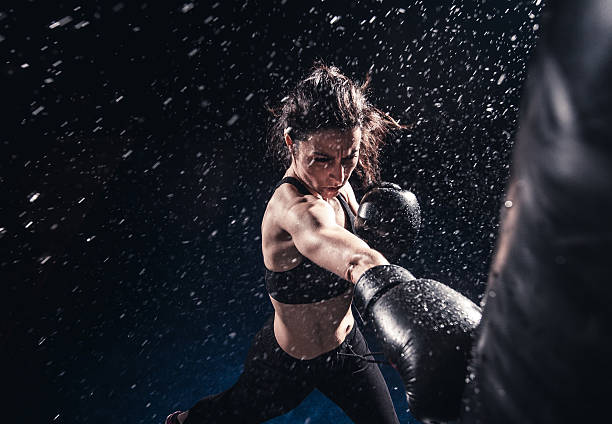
left=167, top=64, right=403, bottom=424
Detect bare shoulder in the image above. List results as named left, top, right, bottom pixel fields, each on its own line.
left=264, top=183, right=334, bottom=234
left=284, top=192, right=335, bottom=234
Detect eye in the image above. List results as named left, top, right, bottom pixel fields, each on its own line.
left=314, top=157, right=330, bottom=163
left=342, top=155, right=358, bottom=163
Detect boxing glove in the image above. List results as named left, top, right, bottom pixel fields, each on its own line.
left=355, top=264, right=482, bottom=423
left=354, top=182, right=421, bottom=263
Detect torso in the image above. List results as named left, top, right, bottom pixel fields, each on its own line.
left=261, top=174, right=359, bottom=360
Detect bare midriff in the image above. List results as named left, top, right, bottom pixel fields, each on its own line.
left=270, top=287, right=356, bottom=360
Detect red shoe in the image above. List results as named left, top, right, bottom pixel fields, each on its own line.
left=165, top=411, right=182, bottom=424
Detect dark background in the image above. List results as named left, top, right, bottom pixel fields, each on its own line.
left=1, top=1, right=546, bottom=422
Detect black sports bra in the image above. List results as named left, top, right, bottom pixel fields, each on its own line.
left=265, top=177, right=355, bottom=304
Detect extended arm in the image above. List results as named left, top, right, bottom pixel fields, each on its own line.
left=282, top=197, right=388, bottom=283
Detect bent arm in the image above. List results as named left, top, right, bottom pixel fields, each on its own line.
left=283, top=198, right=389, bottom=283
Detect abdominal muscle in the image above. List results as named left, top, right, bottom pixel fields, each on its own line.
left=270, top=287, right=356, bottom=360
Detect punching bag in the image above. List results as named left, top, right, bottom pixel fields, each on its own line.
left=462, top=0, right=612, bottom=422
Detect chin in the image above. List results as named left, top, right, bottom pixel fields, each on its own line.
left=321, top=187, right=340, bottom=198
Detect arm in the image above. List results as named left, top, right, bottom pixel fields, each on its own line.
left=282, top=197, right=388, bottom=283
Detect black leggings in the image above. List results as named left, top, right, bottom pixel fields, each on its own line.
left=184, top=316, right=399, bottom=424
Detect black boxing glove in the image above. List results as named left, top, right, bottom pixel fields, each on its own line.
left=355, top=265, right=482, bottom=423
left=354, top=182, right=421, bottom=262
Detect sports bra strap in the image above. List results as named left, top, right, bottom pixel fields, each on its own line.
left=336, top=193, right=356, bottom=233
left=274, top=177, right=311, bottom=196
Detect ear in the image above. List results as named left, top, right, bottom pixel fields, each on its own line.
left=284, top=133, right=297, bottom=160
left=284, top=133, right=294, bottom=149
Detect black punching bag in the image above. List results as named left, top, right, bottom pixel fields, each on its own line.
left=462, top=1, right=612, bottom=423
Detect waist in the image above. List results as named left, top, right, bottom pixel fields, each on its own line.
left=271, top=303, right=355, bottom=360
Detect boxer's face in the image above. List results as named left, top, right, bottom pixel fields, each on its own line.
left=287, top=127, right=361, bottom=200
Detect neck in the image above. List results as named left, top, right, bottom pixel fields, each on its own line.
left=286, top=166, right=325, bottom=200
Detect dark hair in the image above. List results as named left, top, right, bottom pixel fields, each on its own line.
left=267, top=63, right=404, bottom=186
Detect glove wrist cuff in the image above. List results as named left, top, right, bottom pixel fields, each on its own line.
left=354, top=264, right=415, bottom=319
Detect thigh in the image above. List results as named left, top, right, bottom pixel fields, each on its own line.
left=317, top=327, right=399, bottom=424
left=187, top=317, right=315, bottom=424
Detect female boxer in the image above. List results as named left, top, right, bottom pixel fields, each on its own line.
left=166, top=64, right=403, bottom=424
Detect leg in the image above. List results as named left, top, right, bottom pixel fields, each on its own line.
left=184, top=317, right=315, bottom=424
left=316, top=326, right=399, bottom=424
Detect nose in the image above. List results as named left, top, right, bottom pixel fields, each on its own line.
left=329, top=160, right=344, bottom=184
